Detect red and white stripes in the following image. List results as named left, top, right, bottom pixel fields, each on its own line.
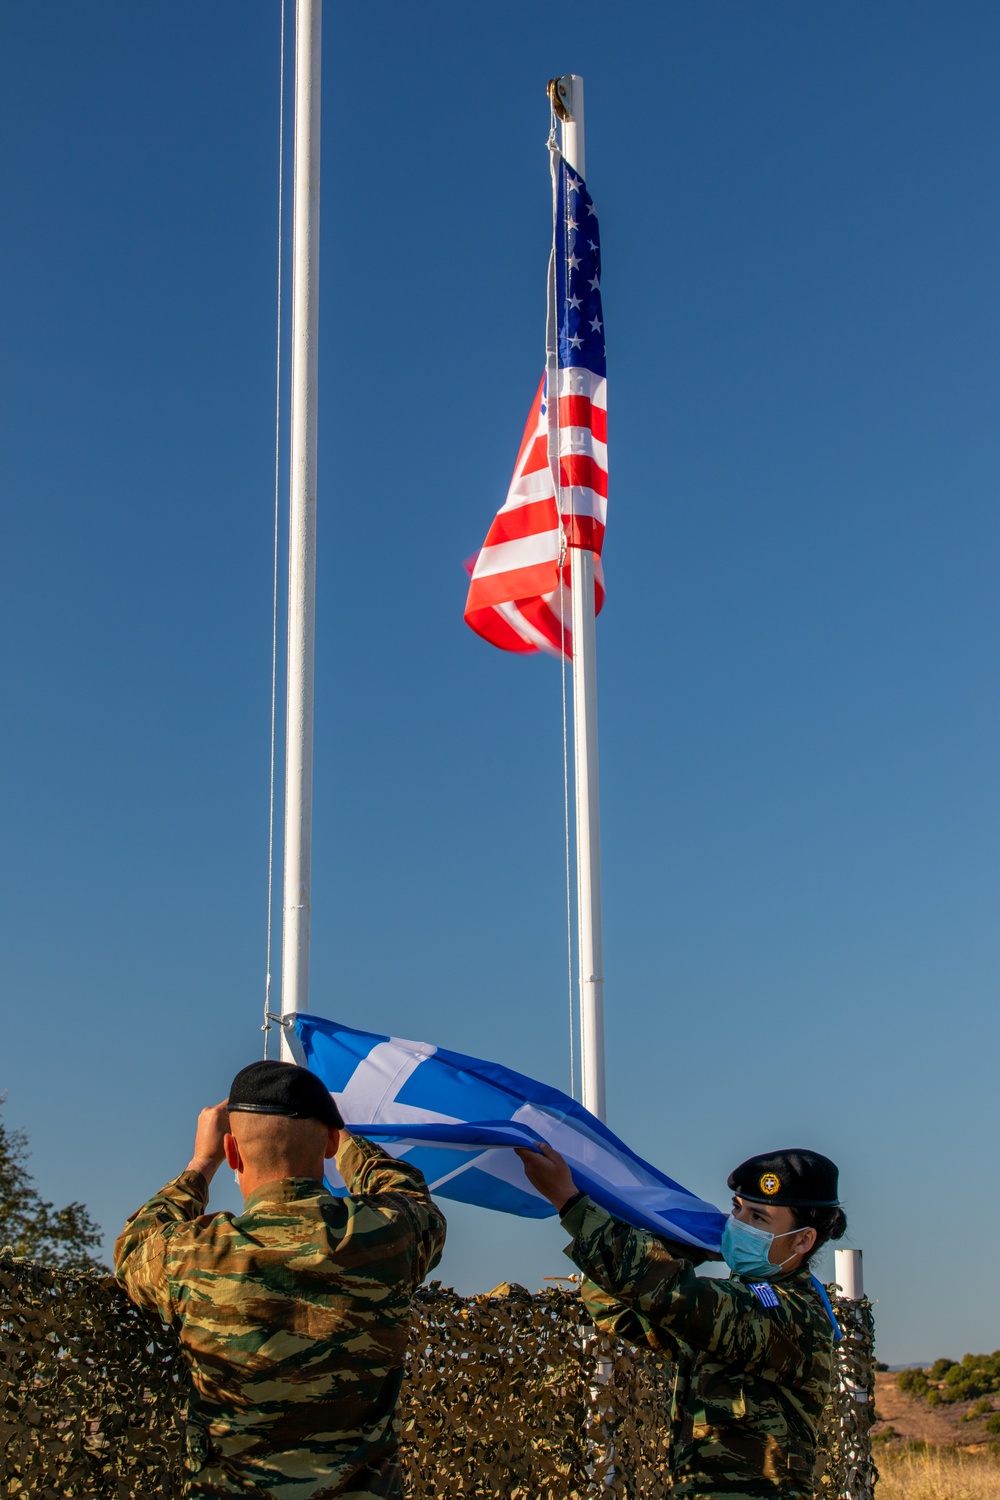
left=464, top=369, right=607, bottom=658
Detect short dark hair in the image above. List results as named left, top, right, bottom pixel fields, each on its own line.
left=790, top=1202, right=848, bottom=1262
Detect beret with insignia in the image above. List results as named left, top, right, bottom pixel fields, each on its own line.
left=728, top=1148, right=839, bottom=1208
left=228, top=1060, right=344, bottom=1129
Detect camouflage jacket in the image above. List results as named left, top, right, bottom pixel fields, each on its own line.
left=115, top=1134, right=446, bottom=1500
left=561, top=1197, right=835, bottom=1500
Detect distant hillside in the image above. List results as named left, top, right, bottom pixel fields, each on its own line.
left=875, top=1369, right=1000, bottom=1451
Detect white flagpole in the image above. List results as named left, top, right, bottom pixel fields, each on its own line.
left=553, top=74, right=606, bottom=1123
left=280, top=0, right=322, bottom=1056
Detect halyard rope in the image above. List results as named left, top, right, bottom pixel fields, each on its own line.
left=263, top=0, right=287, bottom=1059
left=559, top=541, right=575, bottom=1101
left=550, top=108, right=576, bottom=1102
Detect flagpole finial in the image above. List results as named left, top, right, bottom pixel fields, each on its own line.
left=548, top=76, right=584, bottom=179
left=547, top=77, right=573, bottom=123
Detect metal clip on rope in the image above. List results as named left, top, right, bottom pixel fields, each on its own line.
left=263, top=1011, right=294, bottom=1030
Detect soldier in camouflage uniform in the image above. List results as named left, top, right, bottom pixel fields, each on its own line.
left=516, top=1142, right=847, bottom=1500
left=115, top=1060, right=447, bottom=1500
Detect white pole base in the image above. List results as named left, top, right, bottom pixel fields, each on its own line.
left=834, top=1248, right=864, bottom=1300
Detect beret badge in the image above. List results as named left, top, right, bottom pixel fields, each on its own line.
left=759, top=1172, right=781, bottom=1197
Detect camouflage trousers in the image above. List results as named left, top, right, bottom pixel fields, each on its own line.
left=187, top=1454, right=403, bottom=1500
left=183, top=1418, right=403, bottom=1499
left=675, top=1490, right=814, bottom=1499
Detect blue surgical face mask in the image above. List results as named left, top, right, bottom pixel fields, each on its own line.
left=721, top=1214, right=799, bottom=1279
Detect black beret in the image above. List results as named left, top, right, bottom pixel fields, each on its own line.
left=228, top=1061, right=344, bottom=1129
left=728, top=1149, right=840, bottom=1208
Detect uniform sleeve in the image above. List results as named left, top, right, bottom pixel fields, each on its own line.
left=579, top=1277, right=677, bottom=1352
left=336, top=1134, right=446, bottom=1283
left=562, top=1197, right=816, bottom=1381
left=114, top=1170, right=208, bottom=1323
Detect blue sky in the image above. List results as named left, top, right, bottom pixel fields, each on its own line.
left=2, top=1, right=999, bottom=1363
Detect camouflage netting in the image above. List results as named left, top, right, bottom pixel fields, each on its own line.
left=0, top=1249, right=186, bottom=1498
left=818, top=1293, right=878, bottom=1500
left=402, top=1279, right=675, bottom=1498
left=0, top=1248, right=876, bottom=1498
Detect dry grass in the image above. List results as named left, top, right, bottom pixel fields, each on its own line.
left=876, top=1445, right=1000, bottom=1498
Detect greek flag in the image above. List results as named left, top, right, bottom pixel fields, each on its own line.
left=289, top=1014, right=725, bottom=1252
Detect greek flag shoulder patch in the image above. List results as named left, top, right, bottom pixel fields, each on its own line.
left=748, top=1282, right=780, bottom=1309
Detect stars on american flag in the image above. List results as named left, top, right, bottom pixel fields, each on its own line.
left=555, top=155, right=605, bottom=378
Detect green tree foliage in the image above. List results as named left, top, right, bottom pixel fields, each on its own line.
left=941, top=1353, right=1000, bottom=1403
left=985, top=1412, right=1000, bottom=1436
left=899, top=1352, right=1000, bottom=1408
left=0, top=1097, right=105, bottom=1270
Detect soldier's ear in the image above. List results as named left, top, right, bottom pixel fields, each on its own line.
left=797, top=1226, right=817, bottom=1257
left=323, top=1126, right=341, bottom=1160
left=224, top=1134, right=242, bottom=1172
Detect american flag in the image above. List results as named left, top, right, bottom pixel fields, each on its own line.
left=464, top=153, right=607, bottom=658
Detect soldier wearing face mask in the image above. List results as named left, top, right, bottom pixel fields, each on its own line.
left=515, top=1144, right=847, bottom=1500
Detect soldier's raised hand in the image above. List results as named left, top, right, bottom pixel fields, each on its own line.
left=187, top=1102, right=231, bottom=1183
left=514, top=1141, right=578, bottom=1211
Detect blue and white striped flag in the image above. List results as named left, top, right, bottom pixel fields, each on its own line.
left=289, top=1014, right=725, bottom=1253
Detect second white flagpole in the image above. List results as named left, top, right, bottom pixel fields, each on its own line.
left=552, top=74, right=606, bottom=1123
left=280, top=0, right=322, bottom=1054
